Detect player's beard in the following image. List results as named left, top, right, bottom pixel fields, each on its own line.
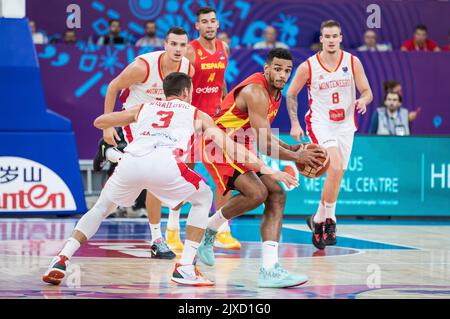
left=268, top=72, right=285, bottom=91
left=202, top=31, right=216, bottom=41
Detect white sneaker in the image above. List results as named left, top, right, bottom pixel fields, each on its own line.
left=42, top=255, right=69, bottom=285
left=171, top=263, right=214, bottom=286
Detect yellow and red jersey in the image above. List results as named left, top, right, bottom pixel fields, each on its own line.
left=213, top=72, right=282, bottom=151
left=203, top=72, right=282, bottom=194
left=190, top=39, right=228, bottom=117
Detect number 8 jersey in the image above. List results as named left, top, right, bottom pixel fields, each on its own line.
left=305, top=51, right=357, bottom=133
left=124, top=99, right=198, bottom=159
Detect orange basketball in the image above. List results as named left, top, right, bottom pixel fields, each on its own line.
left=295, top=144, right=330, bottom=178
left=283, top=165, right=296, bottom=177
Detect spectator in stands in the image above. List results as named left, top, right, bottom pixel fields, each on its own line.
left=383, top=80, right=421, bottom=122
left=253, top=26, right=289, bottom=49
left=97, top=19, right=127, bottom=45
left=135, top=21, right=164, bottom=47
left=357, top=30, right=391, bottom=52
left=369, top=92, right=410, bottom=136
left=29, top=20, right=48, bottom=44
left=401, top=25, right=440, bottom=52
left=63, top=29, right=77, bottom=45
left=441, top=30, right=450, bottom=51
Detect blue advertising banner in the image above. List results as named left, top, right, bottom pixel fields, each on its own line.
left=195, top=135, right=450, bottom=216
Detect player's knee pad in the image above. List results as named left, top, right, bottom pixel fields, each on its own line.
left=74, top=193, right=117, bottom=240
left=186, top=181, right=213, bottom=229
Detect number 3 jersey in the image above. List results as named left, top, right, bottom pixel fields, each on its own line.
left=124, top=99, right=198, bottom=158
left=305, top=50, right=357, bottom=133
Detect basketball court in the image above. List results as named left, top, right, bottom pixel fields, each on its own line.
left=1, top=218, right=449, bottom=299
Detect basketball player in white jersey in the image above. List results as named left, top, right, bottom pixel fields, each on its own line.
left=286, top=20, right=373, bottom=249
left=42, top=72, right=297, bottom=286
left=93, top=27, right=195, bottom=259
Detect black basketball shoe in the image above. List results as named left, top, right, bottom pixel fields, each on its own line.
left=150, top=238, right=176, bottom=259
left=93, top=138, right=110, bottom=172
left=323, top=218, right=337, bottom=246
left=93, top=128, right=128, bottom=172
left=306, top=214, right=326, bottom=250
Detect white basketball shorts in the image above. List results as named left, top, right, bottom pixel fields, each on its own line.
left=306, top=124, right=355, bottom=170
left=102, top=148, right=203, bottom=208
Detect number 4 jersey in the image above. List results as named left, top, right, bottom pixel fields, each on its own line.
left=305, top=50, right=357, bottom=133
left=124, top=99, right=197, bottom=159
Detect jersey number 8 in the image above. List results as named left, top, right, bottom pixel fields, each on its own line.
left=332, top=92, right=340, bottom=104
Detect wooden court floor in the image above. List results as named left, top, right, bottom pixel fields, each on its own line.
left=0, top=218, right=449, bottom=299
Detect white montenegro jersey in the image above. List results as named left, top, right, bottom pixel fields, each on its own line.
left=305, top=50, right=357, bottom=132
left=124, top=99, right=197, bottom=158
left=120, top=50, right=191, bottom=109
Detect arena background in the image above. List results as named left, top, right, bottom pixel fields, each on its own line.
left=1, top=0, right=449, bottom=217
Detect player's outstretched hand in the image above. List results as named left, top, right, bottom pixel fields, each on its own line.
left=103, top=127, right=120, bottom=147
left=290, top=123, right=305, bottom=142
left=260, top=167, right=299, bottom=188
left=272, top=171, right=299, bottom=188
left=296, top=147, right=326, bottom=169
left=354, top=99, right=367, bottom=115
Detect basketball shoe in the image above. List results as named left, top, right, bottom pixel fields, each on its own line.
left=197, top=228, right=217, bottom=266
left=150, top=238, right=176, bottom=259
left=42, top=255, right=69, bottom=285
left=93, top=138, right=110, bottom=172
left=258, top=263, right=308, bottom=288
left=306, top=214, right=326, bottom=250
left=214, top=231, right=241, bottom=250
left=323, top=218, right=337, bottom=246
left=171, top=263, right=214, bottom=286
left=165, top=228, right=184, bottom=251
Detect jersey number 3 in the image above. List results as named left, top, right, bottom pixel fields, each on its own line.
left=152, top=111, right=174, bottom=128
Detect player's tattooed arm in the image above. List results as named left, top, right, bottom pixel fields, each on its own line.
left=352, top=56, right=373, bottom=115
left=286, top=62, right=309, bottom=141
left=241, top=84, right=299, bottom=162
left=94, top=105, right=141, bottom=129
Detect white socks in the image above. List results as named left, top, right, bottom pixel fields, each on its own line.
left=313, top=201, right=327, bottom=223
left=59, top=237, right=81, bottom=259
left=324, top=201, right=336, bottom=222
left=105, top=147, right=123, bottom=163
left=314, top=201, right=337, bottom=222
left=167, top=208, right=180, bottom=230
left=179, top=240, right=199, bottom=265
left=207, top=209, right=228, bottom=232
left=218, top=220, right=231, bottom=233
left=149, top=223, right=162, bottom=242
left=262, top=241, right=279, bottom=269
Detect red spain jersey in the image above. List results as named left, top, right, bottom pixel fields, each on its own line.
left=202, top=72, right=282, bottom=194
left=214, top=72, right=282, bottom=151
left=190, top=39, right=228, bottom=117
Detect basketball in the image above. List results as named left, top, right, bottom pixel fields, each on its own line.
left=295, top=144, right=330, bottom=178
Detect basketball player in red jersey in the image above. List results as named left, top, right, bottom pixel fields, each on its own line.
left=93, top=27, right=195, bottom=259
left=196, top=49, right=325, bottom=288
left=286, top=20, right=373, bottom=249
left=165, top=7, right=239, bottom=251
